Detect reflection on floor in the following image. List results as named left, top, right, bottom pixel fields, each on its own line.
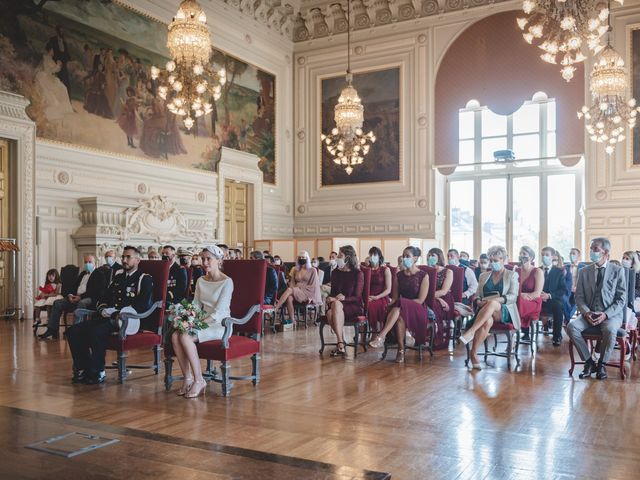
left=1, top=320, right=640, bottom=479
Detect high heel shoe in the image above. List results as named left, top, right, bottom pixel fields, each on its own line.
left=395, top=349, right=405, bottom=363
left=330, top=342, right=346, bottom=357
left=185, top=379, right=207, bottom=398
left=176, top=378, right=194, bottom=396
left=369, top=336, right=384, bottom=348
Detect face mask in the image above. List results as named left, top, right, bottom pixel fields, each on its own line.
left=229, top=253, right=236, bottom=260
left=448, top=258, right=458, bottom=266
left=541, top=256, right=552, bottom=267
left=480, top=262, right=489, bottom=270
left=519, top=256, right=529, bottom=264
left=336, top=258, right=346, bottom=269
left=590, top=251, right=602, bottom=263
left=427, top=256, right=438, bottom=267
left=570, top=253, right=579, bottom=263
left=311, top=261, right=319, bottom=268
left=491, top=261, right=502, bottom=272
left=622, top=259, right=632, bottom=268
left=370, top=254, right=379, bottom=265
left=329, top=259, right=337, bottom=267
left=403, top=257, right=414, bottom=269
left=105, top=256, right=115, bottom=266
left=161, top=255, right=170, bottom=262
left=85, top=262, right=95, bottom=273
left=179, top=257, right=189, bottom=266
left=297, top=258, right=307, bottom=267
left=274, top=259, right=281, bottom=265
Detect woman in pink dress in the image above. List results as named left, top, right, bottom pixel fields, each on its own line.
left=273, top=251, right=322, bottom=323
left=325, top=245, right=364, bottom=356
left=426, top=248, right=454, bottom=350
left=369, top=246, right=431, bottom=362
left=365, top=246, right=392, bottom=333
left=516, top=246, right=543, bottom=340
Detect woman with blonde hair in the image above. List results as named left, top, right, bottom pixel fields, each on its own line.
left=622, top=250, right=640, bottom=312
left=274, top=251, right=322, bottom=324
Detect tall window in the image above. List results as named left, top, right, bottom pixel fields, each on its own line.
left=448, top=93, right=583, bottom=259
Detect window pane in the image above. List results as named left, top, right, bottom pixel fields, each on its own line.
left=481, top=137, right=507, bottom=162
left=459, top=139, right=475, bottom=165
left=450, top=181, right=474, bottom=255
left=513, top=103, right=540, bottom=134
left=546, top=132, right=556, bottom=157
left=547, top=174, right=576, bottom=258
left=513, top=133, right=540, bottom=160
left=459, top=111, right=475, bottom=139
left=547, top=100, right=556, bottom=132
left=481, top=178, right=507, bottom=253
left=481, top=109, right=507, bottom=137
left=512, top=176, right=540, bottom=255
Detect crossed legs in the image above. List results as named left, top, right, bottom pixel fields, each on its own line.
left=274, top=287, right=296, bottom=323
left=461, top=300, right=502, bottom=365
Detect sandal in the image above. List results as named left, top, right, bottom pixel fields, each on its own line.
left=176, top=378, right=194, bottom=396
left=330, top=342, right=346, bottom=357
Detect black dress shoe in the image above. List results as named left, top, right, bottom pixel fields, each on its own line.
left=579, top=359, right=596, bottom=379
left=82, top=371, right=106, bottom=385
left=596, top=364, right=608, bottom=380
left=521, top=332, right=531, bottom=342
left=38, top=330, right=59, bottom=340
left=71, top=370, right=87, bottom=384
left=553, top=338, right=561, bottom=347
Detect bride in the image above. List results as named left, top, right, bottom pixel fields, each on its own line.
left=34, top=46, right=73, bottom=121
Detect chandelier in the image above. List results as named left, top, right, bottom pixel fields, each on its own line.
left=150, top=0, right=226, bottom=130
left=578, top=44, right=640, bottom=154
left=517, top=0, right=623, bottom=82
left=320, top=0, right=375, bottom=175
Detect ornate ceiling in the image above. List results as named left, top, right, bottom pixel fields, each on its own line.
left=218, top=0, right=512, bottom=42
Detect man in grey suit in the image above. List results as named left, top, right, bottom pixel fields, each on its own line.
left=567, top=237, right=627, bottom=380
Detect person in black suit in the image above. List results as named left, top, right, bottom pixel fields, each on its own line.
left=45, top=25, right=71, bottom=95
left=540, top=247, right=567, bottom=346
left=162, top=245, right=187, bottom=305
left=250, top=251, right=278, bottom=304
left=39, top=255, right=107, bottom=339
left=99, top=249, right=122, bottom=285
left=66, top=246, right=154, bottom=384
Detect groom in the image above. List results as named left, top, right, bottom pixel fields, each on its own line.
left=567, top=237, right=627, bottom=380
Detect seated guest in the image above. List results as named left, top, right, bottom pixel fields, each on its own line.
left=516, top=246, right=543, bottom=341
left=459, top=245, right=521, bottom=369
left=397, top=255, right=405, bottom=272
left=427, top=248, right=454, bottom=348
left=66, top=246, right=154, bottom=384
left=325, top=245, right=364, bottom=357
left=234, top=248, right=243, bottom=260
left=228, top=249, right=238, bottom=260
left=554, top=251, right=573, bottom=323
left=539, top=246, right=567, bottom=346
left=162, top=245, right=187, bottom=305
left=217, top=244, right=230, bottom=260
left=177, top=248, right=192, bottom=268
left=459, top=251, right=471, bottom=267
left=250, top=250, right=278, bottom=305
left=33, top=268, right=62, bottom=326
left=39, top=255, right=106, bottom=339
left=366, top=246, right=392, bottom=334
left=147, top=249, right=161, bottom=260
left=622, top=250, right=640, bottom=312
left=447, top=249, right=478, bottom=304
left=100, top=249, right=122, bottom=285
left=172, top=245, right=233, bottom=398
left=187, top=254, right=205, bottom=301
left=475, top=254, right=489, bottom=280
left=567, top=237, right=627, bottom=380
left=311, top=257, right=325, bottom=284
left=565, top=248, right=583, bottom=322
left=369, top=246, right=432, bottom=363
left=273, top=251, right=322, bottom=325
left=273, top=255, right=283, bottom=266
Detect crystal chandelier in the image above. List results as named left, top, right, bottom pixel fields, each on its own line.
left=517, top=0, right=623, bottom=82
left=578, top=44, right=640, bottom=154
left=320, top=0, right=375, bottom=175
left=151, top=0, right=226, bottom=130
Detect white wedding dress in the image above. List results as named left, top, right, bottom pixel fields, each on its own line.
left=34, top=54, right=73, bottom=121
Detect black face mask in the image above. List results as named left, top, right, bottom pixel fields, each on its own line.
left=179, top=257, right=189, bottom=266
left=297, top=258, right=306, bottom=266
left=162, top=255, right=170, bottom=262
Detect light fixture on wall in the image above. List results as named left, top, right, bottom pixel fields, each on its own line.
left=320, top=0, right=375, bottom=175
left=517, top=0, right=623, bottom=82
left=150, top=0, right=226, bottom=130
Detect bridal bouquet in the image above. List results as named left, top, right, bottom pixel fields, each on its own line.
left=167, top=299, right=209, bottom=336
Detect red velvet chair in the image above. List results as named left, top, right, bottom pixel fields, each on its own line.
left=105, top=260, right=170, bottom=383
left=318, top=266, right=371, bottom=357
left=568, top=326, right=628, bottom=379
left=164, top=260, right=266, bottom=396
left=446, top=264, right=465, bottom=349
left=382, top=266, right=437, bottom=360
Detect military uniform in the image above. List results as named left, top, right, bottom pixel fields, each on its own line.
left=167, top=262, right=187, bottom=305
left=188, top=265, right=205, bottom=301
left=66, top=268, right=154, bottom=379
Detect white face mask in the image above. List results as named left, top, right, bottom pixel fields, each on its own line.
left=274, top=259, right=281, bottom=265
left=329, top=259, right=337, bottom=267
left=311, top=261, right=319, bottom=268
left=105, top=256, right=115, bottom=266
left=336, top=258, right=346, bottom=269
left=622, top=259, right=632, bottom=268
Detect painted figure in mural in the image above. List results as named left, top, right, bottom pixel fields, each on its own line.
left=34, top=46, right=74, bottom=121
left=45, top=25, right=71, bottom=95
left=117, top=86, right=139, bottom=148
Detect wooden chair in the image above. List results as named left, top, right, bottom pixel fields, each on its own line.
left=446, top=264, right=465, bottom=350
left=381, top=266, right=437, bottom=361
left=105, top=260, right=170, bottom=383
left=568, top=325, right=628, bottom=379
left=165, top=260, right=266, bottom=396
left=318, top=266, right=371, bottom=357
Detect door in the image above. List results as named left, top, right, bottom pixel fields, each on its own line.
left=224, top=180, right=248, bottom=253
left=0, top=140, right=10, bottom=311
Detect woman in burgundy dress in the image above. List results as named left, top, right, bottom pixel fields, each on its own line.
left=516, top=246, right=543, bottom=340
left=365, top=246, right=392, bottom=333
left=426, top=248, right=454, bottom=349
left=326, top=245, right=364, bottom=357
left=369, top=246, right=431, bottom=362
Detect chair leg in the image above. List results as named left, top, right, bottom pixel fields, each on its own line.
left=530, top=324, right=535, bottom=354
left=514, top=334, right=520, bottom=365
left=381, top=342, right=388, bottom=360
left=164, top=356, right=174, bottom=392
left=484, top=337, right=489, bottom=363
left=428, top=323, right=434, bottom=357
left=221, top=361, right=231, bottom=397
left=362, top=322, right=368, bottom=352
left=153, top=345, right=161, bottom=375
left=118, top=351, right=127, bottom=384
left=506, top=334, right=512, bottom=370
left=318, top=319, right=326, bottom=355
left=252, top=353, right=260, bottom=386
left=619, top=338, right=626, bottom=380
left=568, top=339, right=576, bottom=376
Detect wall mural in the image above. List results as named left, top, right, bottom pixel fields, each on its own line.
left=0, top=0, right=277, bottom=183
left=632, top=26, right=640, bottom=166
left=321, top=67, right=400, bottom=186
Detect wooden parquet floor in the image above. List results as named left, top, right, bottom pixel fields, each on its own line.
left=2, top=320, right=640, bottom=479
